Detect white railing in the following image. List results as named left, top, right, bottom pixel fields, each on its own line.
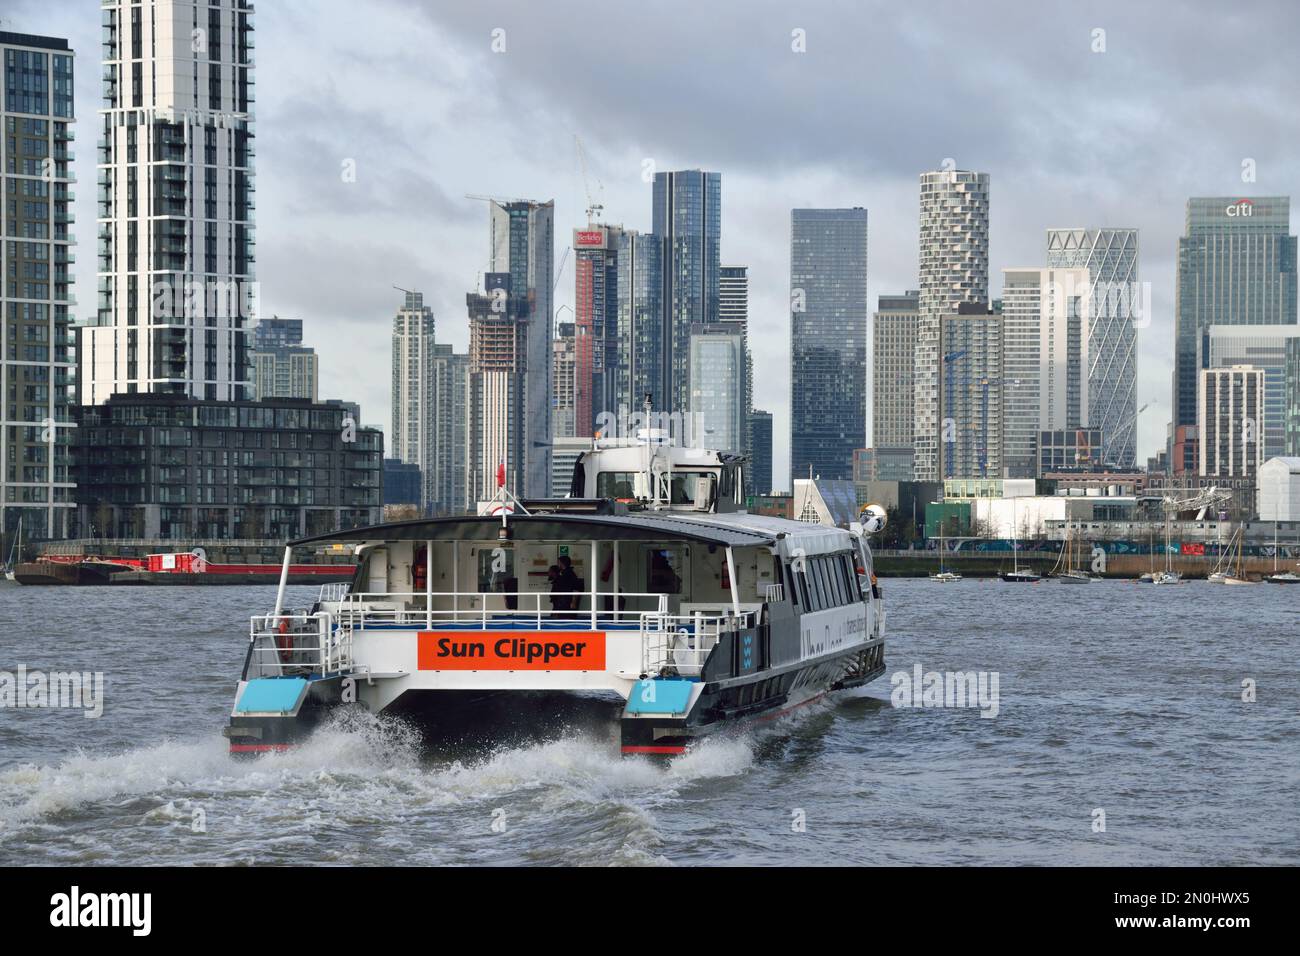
left=246, top=594, right=753, bottom=683
left=639, top=609, right=754, bottom=678
left=318, top=581, right=350, bottom=603
left=763, top=582, right=784, bottom=603
left=246, top=611, right=352, bottom=679
left=329, top=590, right=669, bottom=631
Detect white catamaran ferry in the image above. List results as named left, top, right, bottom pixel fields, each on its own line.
left=224, top=431, right=887, bottom=756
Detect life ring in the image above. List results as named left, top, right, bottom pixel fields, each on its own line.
left=276, top=616, right=292, bottom=663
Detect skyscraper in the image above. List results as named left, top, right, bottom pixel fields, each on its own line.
left=1173, top=197, right=1297, bottom=433
left=249, top=317, right=317, bottom=401
left=1207, top=324, right=1300, bottom=461
left=1198, top=366, right=1265, bottom=478
left=1000, top=267, right=1091, bottom=478
left=488, top=199, right=554, bottom=497
left=790, top=208, right=869, bottom=482
left=689, top=323, right=746, bottom=455
left=747, top=410, right=773, bottom=496
left=468, top=274, right=527, bottom=503
left=552, top=321, right=577, bottom=439
left=916, top=170, right=990, bottom=481
left=719, top=264, right=751, bottom=425
left=938, top=305, right=1003, bottom=479
left=429, top=343, right=469, bottom=515
left=1, top=31, right=76, bottom=540
left=614, top=228, right=663, bottom=417
left=573, top=224, right=623, bottom=436
left=390, top=292, right=437, bottom=512
left=652, top=169, right=721, bottom=413
left=1046, top=228, right=1139, bottom=468
left=872, top=290, right=918, bottom=451
left=84, top=0, right=255, bottom=404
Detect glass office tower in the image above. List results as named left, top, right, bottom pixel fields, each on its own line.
left=652, top=169, right=720, bottom=413
left=1173, top=197, right=1297, bottom=432
left=789, top=207, right=868, bottom=482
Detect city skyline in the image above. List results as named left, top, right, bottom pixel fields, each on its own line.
left=12, top=0, right=1300, bottom=489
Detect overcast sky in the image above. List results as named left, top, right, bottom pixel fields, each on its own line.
left=12, top=0, right=1300, bottom=487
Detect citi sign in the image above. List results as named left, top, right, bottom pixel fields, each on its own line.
left=1225, top=198, right=1254, bottom=217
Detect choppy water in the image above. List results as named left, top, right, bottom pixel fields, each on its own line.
left=1, top=579, right=1296, bottom=865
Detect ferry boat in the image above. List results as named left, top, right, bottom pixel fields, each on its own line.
left=223, top=432, right=888, bottom=757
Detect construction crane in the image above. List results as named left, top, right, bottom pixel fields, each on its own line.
left=552, top=246, right=569, bottom=295
left=574, top=135, right=604, bottom=223
left=464, top=193, right=541, bottom=207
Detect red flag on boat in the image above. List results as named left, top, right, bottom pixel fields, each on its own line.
left=496, top=462, right=506, bottom=488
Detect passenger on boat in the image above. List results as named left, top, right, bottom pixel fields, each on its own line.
left=555, top=556, right=582, bottom=614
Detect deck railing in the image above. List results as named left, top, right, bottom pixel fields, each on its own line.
left=246, top=610, right=352, bottom=679
left=639, top=609, right=755, bottom=678
left=323, top=590, right=669, bottom=631
left=249, top=593, right=752, bottom=681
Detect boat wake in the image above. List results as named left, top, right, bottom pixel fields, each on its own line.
left=0, top=708, right=759, bottom=865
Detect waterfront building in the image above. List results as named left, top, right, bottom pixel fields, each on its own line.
left=872, top=291, right=918, bottom=471
left=689, top=323, right=746, bottom=455
left=1, top=30, right=77, bottom=540
left=1206, top=324, right=1300, bottom=461
left=1045, top=228, right=1139, bottom=468
left=552, top=321, right=577, bottom=439
left=916, top=170, right=990, bottom=481
left=653, top=170, right=721, bottom=414
left=74, top=394, right=382, bottom=540
left=83, top=0, right=256, bottom=404
left=249, top=317, right=317, bottom=401
left=614, top=228, right=663, bottom=415
left=573, top=224, right=624, bottom=434
left=467, top=275, right=527, bottom=503
left=382, top=458, right=421, bottom=507
left=1000, top=267, right=1092, bottom=477
left=938, top=306, right=1003, bottom=479
left=488, top=198, right=554, bottom=497
left=747, top=409, right=773, bottom=495
left=790, top=208, right=869, bottom=482
left=1198, top=365, right=1265, bottom=479
left=1257, top=457, right=1300, bottom=522
left=390, top=291, right=437, bottom=510
left=1173, top=197, right=1297, bottom=433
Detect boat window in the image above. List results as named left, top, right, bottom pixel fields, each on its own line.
left=840, top=554, right=860, bottom=603
left=810, top=557, right=828, bottom=610
left=827, top=556, right=845, bottom=606
left=646, top=547, right=684, bottom=594
left=718, top=465, right=735, bottom=500
left=477, top=546, right=516, bottom=594
left=569, top=460, right=586, bottom=497
left=824, top=557, right=842, bottom=607
left=669, top=471, right=716, bottom=506
left=595, top=471, right=639, bottom=500
left=784, top=560, right=799, bottom=606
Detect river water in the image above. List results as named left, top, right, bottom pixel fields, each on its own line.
left=0, top=579, right=1295, bottom=865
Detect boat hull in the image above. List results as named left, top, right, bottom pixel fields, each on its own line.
left=999, top=572, right=1041, bottom=583
left=619, top=642, right=886, bottom=755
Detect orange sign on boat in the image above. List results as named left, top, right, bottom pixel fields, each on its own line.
left=417, top=631, right=607, bottom=671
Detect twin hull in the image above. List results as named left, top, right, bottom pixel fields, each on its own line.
left=227, top=602, right=886, bottom=756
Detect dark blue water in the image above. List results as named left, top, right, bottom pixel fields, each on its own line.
left=1, top=579, right=1295, bottom=865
